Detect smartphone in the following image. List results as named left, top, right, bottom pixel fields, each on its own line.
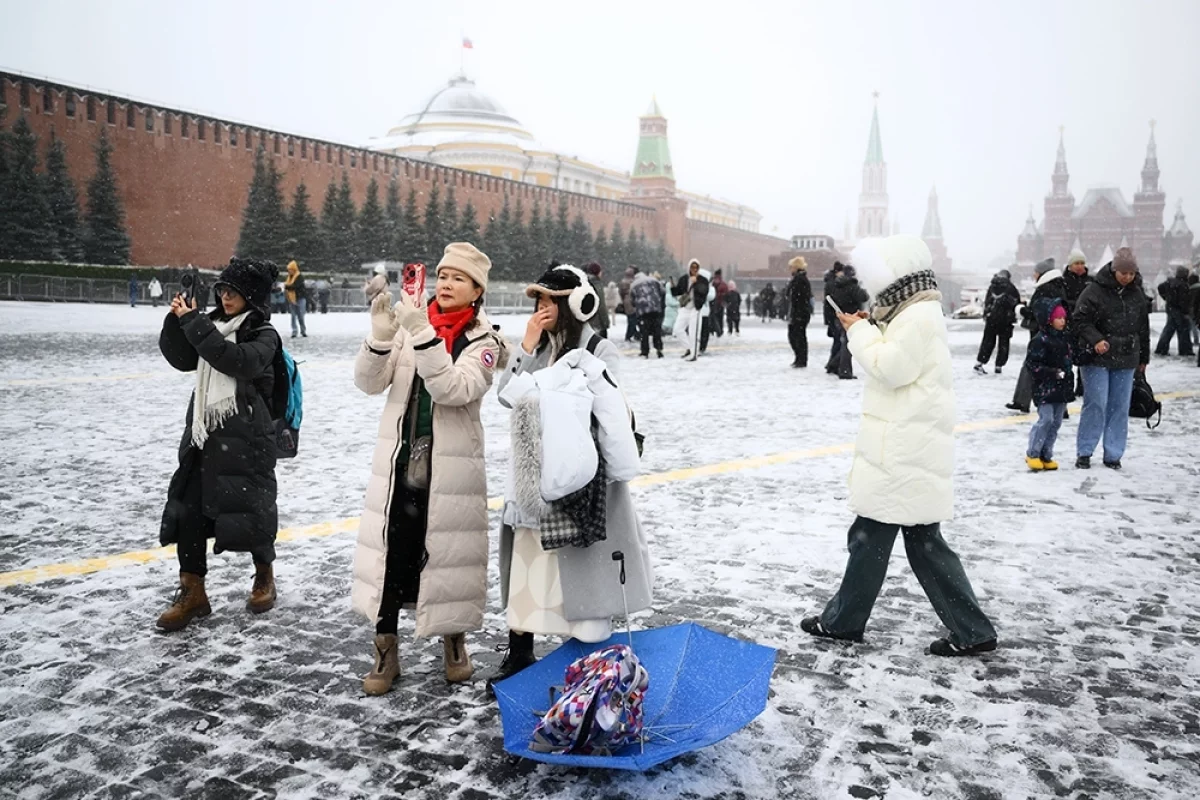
left=825, top=294, right=844, bottom=316
left=402, top=262, right=426, bottom=301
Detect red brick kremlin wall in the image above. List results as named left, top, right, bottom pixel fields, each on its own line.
left=0, top=71, right=787, bottom=275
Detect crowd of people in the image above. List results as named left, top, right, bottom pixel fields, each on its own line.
left=146, top=235, right=1198, bottom=701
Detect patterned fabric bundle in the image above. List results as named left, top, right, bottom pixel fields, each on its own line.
left=539, top=449, right=608, bottom=551
left=529, top=644, right=649, bottom=755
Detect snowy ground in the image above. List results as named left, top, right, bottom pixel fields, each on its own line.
left=1, top=301, right=1198, bottom=800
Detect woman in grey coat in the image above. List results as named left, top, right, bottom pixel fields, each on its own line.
left=490, top=264, right=653, bottom=686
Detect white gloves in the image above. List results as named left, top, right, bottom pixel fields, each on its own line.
left=394, top=290, right=430, bottom=335
left=370, top=291, right=400, bottom=342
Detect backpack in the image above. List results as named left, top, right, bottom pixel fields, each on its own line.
left=270, top=347, right=304, bottom=458
left=529, top=645, right=649, bottom=755
left=585, top=335, right=644, bottom=456
left=1128, top=370, right=1161, bottom=429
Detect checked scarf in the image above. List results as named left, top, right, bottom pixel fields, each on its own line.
left=540, top=446, right=608, bottom=551
left=870, top=269, right=941, bottom=325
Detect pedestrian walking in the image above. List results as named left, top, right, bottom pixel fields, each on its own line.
left=316, top=277, right=331, bottom=314
left=490, top=263, right=652, bottom=685
left=353, top=243, right=509, bottom=694
left=1154, top=266, right=1195, bottom=357
left=128, top=273, right=139, bottom=307
left=285, top=260, right=308, bottom=338
left=698, top=275, right=717, bottom=354
left=801, top=235, right=998, bottom=657
left=364, top=263, right=390, bottom=304
left=786, top=257, right=813, bottom=368
left=671, top=260, right=711, bottom=361
left=271, top=282, right=287, bottom=315
left=1062, top=249, right=1091, bottom=395
left=662, top=274, right=679, bottom=336
left=1006, top=259, right=1064, bottom=413
left=149, top=277, right=164, bottom=308
left=585, top=262, right=610, bottom=339
left=619, top=267, right=639, bottom=342
left=1073, top=248, right=1151, bottom=470
left=710, top=269, right=728, bottom=338
left=973, top=269, right=1021, bottom=374
left=1024, top=301, right=1074, bottom=471
left=725, top=280, right=742, bottom=335
left=630, top=268, right=665, bottom=358
left=824, top=264, right=869, bottom=379
left=758, top=284, right=776, bottom=323
left=155, top=257, right=282, bottom=632
left=1187, top=271, right=1200, bottom=354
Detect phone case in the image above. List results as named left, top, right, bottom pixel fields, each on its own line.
left=403, top=264, right=426, bottom=300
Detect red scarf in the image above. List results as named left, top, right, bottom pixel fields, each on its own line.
left=426, top=301, right=477, bottom=352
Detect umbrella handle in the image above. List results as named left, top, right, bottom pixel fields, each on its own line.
left=611, top=550, right=626, bottom=585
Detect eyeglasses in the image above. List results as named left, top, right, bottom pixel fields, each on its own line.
left=216, top=287, right=240, bottom=299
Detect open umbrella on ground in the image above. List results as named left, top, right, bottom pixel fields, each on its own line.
left=493, top=622, right=776, bottom=771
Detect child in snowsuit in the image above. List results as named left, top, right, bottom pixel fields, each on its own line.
left=1025, top=300, right=1073, bottom=471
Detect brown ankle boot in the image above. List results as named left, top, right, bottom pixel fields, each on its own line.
left=247, top=563, right=276, bottom=613
left=156, top=572, right=212, bottom=632
left=363, top=634, right=400, bottom=696
left=442, top=633, right=473, bottom=683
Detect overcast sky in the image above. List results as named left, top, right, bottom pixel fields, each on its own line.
left=4, top=0, right=1197, bottom=271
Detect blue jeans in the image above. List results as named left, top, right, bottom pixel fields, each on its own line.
left=1077, top=366, right=1135, bottom=462
left=289, top=297, right=307, bottom=337
left=1028, top=402, right=1066, bottom=460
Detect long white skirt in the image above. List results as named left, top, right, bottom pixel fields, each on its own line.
left=506, top=528, right=612, bottom=643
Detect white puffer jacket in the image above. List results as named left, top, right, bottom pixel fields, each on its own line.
left=845, top=235, right=955, bottom=525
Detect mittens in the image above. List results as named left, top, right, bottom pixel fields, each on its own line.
left=370, top=291, right=400, bottom=342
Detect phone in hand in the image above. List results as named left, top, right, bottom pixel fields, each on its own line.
left=825, top=294, right=844, bottom=316
left=179, top=268, right=199, bottom=304
left=402, top=262, right=426, bottom=301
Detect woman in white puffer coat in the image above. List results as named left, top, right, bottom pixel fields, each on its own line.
left=490, top=263, right=653, bottom=687
left=353, top=243, right=509, bottom=695
left=801, top=235, right=998, bottom=657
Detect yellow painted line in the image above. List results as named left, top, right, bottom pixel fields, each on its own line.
left=1, top=389, right=1196, bottom=588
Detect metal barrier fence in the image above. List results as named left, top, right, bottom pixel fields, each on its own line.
left=0, top=274, right=534, bottom=314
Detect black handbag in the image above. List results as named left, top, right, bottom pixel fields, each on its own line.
left=1128, top=371, right=1162, bottom=429
left=275, top=418, right=299, bottom=459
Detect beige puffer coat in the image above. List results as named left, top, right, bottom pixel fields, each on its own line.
left=351, top=312, right=508, bottom=637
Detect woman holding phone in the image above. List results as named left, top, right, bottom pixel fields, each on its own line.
left=353, top=243, right=508, bottom=695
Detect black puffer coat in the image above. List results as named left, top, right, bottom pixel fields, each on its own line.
left=788, top=271, right=813, bottom=323
left=1026, top=299, right=1074, bottom=405
left=828, top=274, right=869, bottom=315
left=159, top=309, right=281, bottom=553
left=1062, top=267, right=1091, bottom=311
left=983, top=276, right=1021, bottom=326
left=1021, top=274, right=1067, bottom=334
left=1072, top=264, right=1151, bottom=371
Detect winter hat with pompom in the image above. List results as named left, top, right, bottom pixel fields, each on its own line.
left=214, top=257, right=278, bottom=316
left=1049, top=304, right=1067, bottom=323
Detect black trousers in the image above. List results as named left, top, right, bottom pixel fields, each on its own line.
left=825, top=327, right=853, bottom=378
left=727, top=312, right=740, bottom=334
left=376, top=472, right=430, bottom=635
left=976, top=320, right=1014, bottom=367
left=788, top=320, right=809, bottom=366
left=624, top=313, right=639, bottom=342
left=699, top=316, right=712, bottom=353
left=639, top=312, right=663, bottom=356
left=175, top=460, right=274, bottom=577
left=711, top=306, right=724, bottom=337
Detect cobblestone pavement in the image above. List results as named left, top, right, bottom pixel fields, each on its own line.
left=2, top=307, right=1199, bottom=799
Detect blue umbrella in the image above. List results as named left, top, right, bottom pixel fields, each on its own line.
left=493, top=622, right=776, bottom=771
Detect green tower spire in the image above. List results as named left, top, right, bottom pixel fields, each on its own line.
left=632, top=96, right=674, bottom=181
left=865, top=93, right=883, bottom=165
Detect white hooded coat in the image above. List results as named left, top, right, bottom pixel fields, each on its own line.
left=845, top=235, right=955, bottom=525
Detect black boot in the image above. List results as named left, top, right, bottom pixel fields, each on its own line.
left=487, top=631, right=537, bottom=694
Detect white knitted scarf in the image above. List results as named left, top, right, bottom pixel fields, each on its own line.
left=191, top=311, right=251, bottom=449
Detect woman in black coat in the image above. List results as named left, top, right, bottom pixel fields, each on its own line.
left=1006, top=260, right=1066, bottom=412
left=1072, top=248, right=1151, bottom=470
left=156, top=258, right=283, bottom=632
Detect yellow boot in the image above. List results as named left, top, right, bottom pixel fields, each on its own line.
left=1042, top=458, right=1059, bottom=471
left=1025, top=456, right=1045, bottom=471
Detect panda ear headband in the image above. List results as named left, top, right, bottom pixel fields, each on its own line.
left=524, top=263, right=599, bottom=322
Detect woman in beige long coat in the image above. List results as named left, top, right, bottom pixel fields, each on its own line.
left=352, top=243, right=508, bottom=695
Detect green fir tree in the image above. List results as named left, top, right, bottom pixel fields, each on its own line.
left=236, top=146, right=287, bottom=264
left=396, top=187, right=425, bottom=262
left=456, top=198, right=481, bottom=246
left=321, top=172, right=358, bottom=269
left=382, top=177, right=402, bottom=261
left=484, top=196, right=514, bottom=279
left=44, top=132, right=83, bottom=262
left=0, top=117, right=58, bottom=261
left=627, top=225, right=641, bottom=270
left=552, top=196, right=572, bottom=261
left=286, top=182, right=322, bottom=270
left=442, top=184, right=459, bottom=246
left=609, top=220, right=625, bottom=268
left=357, top=177, right=387, bottom=263
left=423, top=182, right=444, bottom=261
left=509, top=196, right=531, bottom=277
left=592, top=227, right=609, bottom=266
left=83, top=129, right=132, bottom=265
left=527, top=198, right=549, bottom=267
left=569, top=212, right=591, bottom=266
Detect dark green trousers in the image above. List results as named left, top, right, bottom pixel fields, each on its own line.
left=820, top=516, right=997, bottom=646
